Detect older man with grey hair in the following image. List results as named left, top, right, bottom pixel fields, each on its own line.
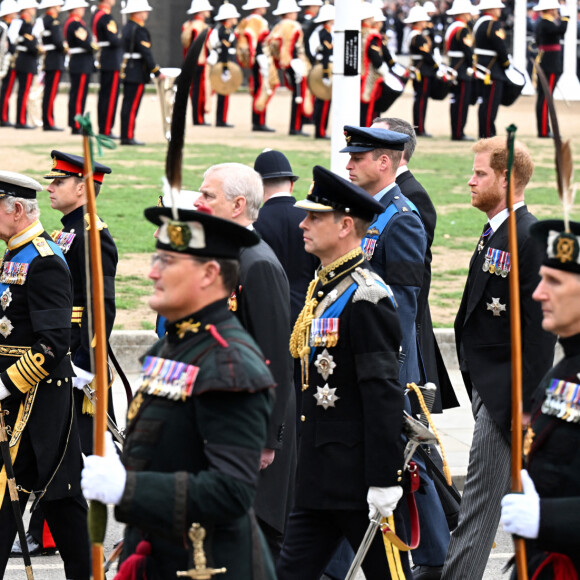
left=195, top=162, right=296, bottom=562
left=0, top=171, right=89, bottom=579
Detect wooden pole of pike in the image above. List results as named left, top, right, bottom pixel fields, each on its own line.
left=505, top=124, right=528, bottom=580
left=80, top=120, right=108, bottom=580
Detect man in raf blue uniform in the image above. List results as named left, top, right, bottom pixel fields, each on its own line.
left=501, top=219, right=580, bottom=579
left=277, top=165, right=411, bottom=580
left=343, top=125, right=451, bottom=580
left=82, top=206, right=277, bottom=579
left=0, top=170, right=90, bottom=579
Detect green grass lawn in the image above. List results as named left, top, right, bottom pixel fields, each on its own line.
left=19, top=136, right=580, bottom=327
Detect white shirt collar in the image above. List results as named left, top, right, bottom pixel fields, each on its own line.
left=396, top=165, right=409, bottom=177
left=489, top=201, right=525, bottom=232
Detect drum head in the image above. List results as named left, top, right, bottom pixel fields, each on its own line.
left=501, top=65, right=525, bottom=107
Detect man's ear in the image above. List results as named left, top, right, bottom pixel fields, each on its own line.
left=231, top=195, right=247, bottom=219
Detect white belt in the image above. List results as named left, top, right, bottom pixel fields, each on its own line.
left=447, top=50, right=463, bottom=58
left=42, top=43, right=56, bottom=51
left=474, top=48, right=497, bottom=56
left=97, top=41, right=110, bottom=48
left=410, top=55, right=423, bottom=61
left=69, top=47, right=88, bottom=55
left=123, top=52, right=142, bottom=59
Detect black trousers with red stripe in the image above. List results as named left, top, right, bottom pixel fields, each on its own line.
left=313, top=97, right=331, bottom=138
left=97, top=69, right=121, bottom=136
left=190, top=64, right=207, bottom=125
left=284, top=68, right=304, bottom=134
left=412, top=76, right=431, bottom=135
left=16, top=70, right=34, bottom=126
left=43, top=69, right=62, bottom=129
left=478, top=78, right=503, bottom=138
left=450, top=79, right=472, bottom=140
left=536, top=71, right=560, bottom=137
left=121, top=81, right=144, bottom=140
left=68, top=72, right=90, bottom=130
left=0, top=69, right=17, bottom=124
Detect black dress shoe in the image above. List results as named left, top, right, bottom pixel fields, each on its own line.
left=10, top=532, right=57, bottom=557
left=43, top=125, right=64, bottom=132
left=252, top=125, right=275, bottom=132
left=412, top=564, right=443, bottom=580
left=451, top=135, right=474, bottom=141
left=417, top=131, right=433, bottom=138
left=194, top=121, right=211, bottom=126
left=71, top=127, right=82, bottom=135
left=315, top=135, right=331, bottom=140
left=0, top=121, right=14, bottom=128
left=538, top=132, right=553, bottom=139
left=289, top=129, right=310, bottom=137
left=15, top=123, right=36, bottom=130
left=216, top=122, right=234, bottom=128
left=121, top=137, right=145, bottom=146
left=103, top=132, right=120, bottom=140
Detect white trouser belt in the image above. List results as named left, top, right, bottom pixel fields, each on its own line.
left=69, top=47, right=88, bottom=55
left=474, top=48, right=497, bottom=56
left=447, top=50, right=463, bottom=58
left=123, top=52, right=142, bottom=59
left=97, top=41, right=110, bottom=48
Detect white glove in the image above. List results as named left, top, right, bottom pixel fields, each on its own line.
left=290, top=57, right=305, bottom=80
left=322, top=76, right=331, bottom=87
left=559, top=4, right=570, bottom=17
left=500, top=469, right=540, bottom=539
left=367, top=485, right=403, bottom=519
left=82, top=432, right=126, bottom=506
left=72, top=364, right=94, bottom=391
left=0, top=378, right=10, bottom=401
left=221, top=68, right=231, bottom=83
left=207, top=50, right=218, bottom=66
left=256, top=53, right=269, bottom=78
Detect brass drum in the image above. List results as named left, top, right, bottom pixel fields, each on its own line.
left=210, top=62, right=243, bottom=96
left=308, top=62, right=332, bottom=101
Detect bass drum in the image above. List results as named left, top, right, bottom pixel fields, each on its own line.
left=501, top=65, right=525, bottom=107
left=375, top=71, right=404, bottom=113
left=308, top=62, right=332, bottom=101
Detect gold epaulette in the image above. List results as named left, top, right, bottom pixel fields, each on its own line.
left=83, top=214, right=107, bottom=231
left=32, top=237, right=54, bottom=257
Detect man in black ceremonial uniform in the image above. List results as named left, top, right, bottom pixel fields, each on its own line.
left=63, top=0, right=94, bottom=135
left=82, top=206, right=277, bottom=579
left=93, top=0, right=123, bottom=138
left=501, top=219, right=580, bottom=579
left=473, top=0, right=510, bottom=138
left=277, top=166, right=411, bottom=580
left=0, top=171, right=90, bottom=579
left=40, top=0, right=66, bottom=132
left=14, top=0, right=42, bottom=129
left=119, top=0, right=162, bottom=146
left=0, top=0, right=19, bottom=128
left=44, top=150, right=117, bottom=454
left=533, top=0, right=568, bottom=138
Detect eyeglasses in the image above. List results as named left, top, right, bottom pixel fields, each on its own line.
left=150, top=253, right=195, bottom=271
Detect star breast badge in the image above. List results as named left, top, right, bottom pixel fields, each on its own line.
left=314, top=384, right=340, bottom=410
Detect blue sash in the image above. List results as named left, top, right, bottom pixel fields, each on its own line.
left=0, top=239, right=67, bottom=296
left=361, top=199, right=419, bottom=260
left=309, top=282, right=356, bottom=363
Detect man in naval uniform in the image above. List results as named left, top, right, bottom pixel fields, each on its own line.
left=277, top=165, right=411, bottom=580
left=44, top=150, right=117, bottom=454
left=441, top=137, right=557, bottom=580
left=501, top=219, right=580, bottom=579
left=82, top=206, right=277, bottom=579
left=0, top=170, right=89, bottom=579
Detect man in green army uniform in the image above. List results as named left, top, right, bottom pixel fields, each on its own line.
left=81, top=206, right=277, bottom=579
